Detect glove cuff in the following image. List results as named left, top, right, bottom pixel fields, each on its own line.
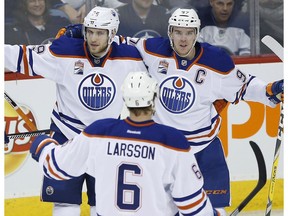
left=30, top=135, right=58, bottom=162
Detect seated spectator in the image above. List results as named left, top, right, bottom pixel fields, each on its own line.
left=116, top=0, right=170, bottom=38
left=5, top=0, right=71, bottom=45
left=103, top=0, right=125, bottom=8
left=197, top=0, right=251, bottom=56
left=259, top=0, right=283, bottom=54
left=50, top=0, right=86, bottom=23
left=158, top=0, right=196, bottom=13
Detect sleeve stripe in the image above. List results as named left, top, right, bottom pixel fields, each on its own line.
left=187, top=117, right=221, bottom=140
left=17, top=46, right=23, bottom=72
left=35, top=138, right=58, bottom=154
left=43, top=165, right=53, bottom=179
left=46, top=154, right=66, bottom=180
left=173, top=188, right=202, bottom=202
left=28, top=49, right=38, bottom=76
left=182, top=115, right=219, bottom=135
left=177, top=191, right=206, bottom=210
left=50, top=149, right=76, bottom=178
left=181, top=200, right=208, bottom=216
left=241, top=76, right=255, bottom=100
left=22, top=45, right=29, bottom=76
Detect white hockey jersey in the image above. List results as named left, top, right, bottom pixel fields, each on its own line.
left=198, top=26, right=251, bottom=56
left=36, top=118, right=217, bottom=215
left=5, top=36, right=146, bottom=139
left=128, top=37, right=274, bottom=152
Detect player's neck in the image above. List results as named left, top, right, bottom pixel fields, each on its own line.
left=129, top=113, right=152, bottom=122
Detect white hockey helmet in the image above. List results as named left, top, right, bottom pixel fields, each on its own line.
left=168, top=8, right=201, bottom=35
left=168, top=8, right=201, bottom=57
left=122, top=72, right=158, bottom=108
left=83, top=6, right=120, bottom=44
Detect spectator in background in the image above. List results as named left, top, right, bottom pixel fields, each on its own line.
left=50, top=0, right=86, bottom=23
left=116, top=0, right=170, bottom=38
left=5, top=0, right=18, bottom=25
left=103, top=0, right=125, bottom=8
left=197, top=0, right=251, bottom=56
left=5, top=0, right=71, bottom=45
left=158, top=0, right=196, bottom=13
left=259, top=0, right=283, bottom=54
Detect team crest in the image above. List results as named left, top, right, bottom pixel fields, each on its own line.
left=159, top=76, right=196, bottom=114
left=74, top=60, right=84, bottom=75
left=158, top=60, right=169, bottom=74
left=78, top=73, right=116, bottom=111
left=46, top=186, right=54, bottom=195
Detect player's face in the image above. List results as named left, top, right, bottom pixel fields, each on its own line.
left=210, top=0, right=234, bottom=25
left=26, top=0, right=46, bottom=17
left=133, top=0, right=154, bottom=9
left=170, top=27, right=197, bottom=58
left=86, top=28, right=109, bottom=57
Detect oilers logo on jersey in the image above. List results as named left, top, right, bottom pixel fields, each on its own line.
left=78, top=73, right=116, bottom=111
left=159, top=76, right=196, bottom=114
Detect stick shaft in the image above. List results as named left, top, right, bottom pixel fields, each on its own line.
left=4, top=91, right=37, bottom=131
left=265, top=104, right=284, bottom=216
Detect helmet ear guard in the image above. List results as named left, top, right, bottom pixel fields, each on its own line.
left=121, top=72, right=158, bottom=108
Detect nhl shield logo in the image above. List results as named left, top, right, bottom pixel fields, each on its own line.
left=74, top=60, right=84, bottom=75
left=157, top=60, right=169, bottom=74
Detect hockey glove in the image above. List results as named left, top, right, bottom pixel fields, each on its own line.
left=266, top=79, right=284, bottom=104
left=30, top=135, right=59, bottom=162
left=55, top=24, right=83, bottom=39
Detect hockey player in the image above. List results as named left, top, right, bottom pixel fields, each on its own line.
left=5, top=7, right=147, bottom=216
left=59, top=8, right=283, bottom=215
left=127, top=9, right=283, bottom=215
left=30, top=71, right=222, bottom=216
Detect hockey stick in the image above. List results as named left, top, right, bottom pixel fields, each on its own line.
left=229, top=141, right=267, bottom=216
left=261, top=35, right=284, bottom=216
left=6, top=129, right=51, bottom=140
left=4, top=91, right=37, bottom=131
left=261, top=35, right=283, bottom=61
left=264, top=104, right=284, bottom=216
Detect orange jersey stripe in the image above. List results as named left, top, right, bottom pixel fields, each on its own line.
left=177, top=191, right=206, bottom=210
left=46, top=154, right=66, bottom=180
left=82, top=132, right=191, bottom=152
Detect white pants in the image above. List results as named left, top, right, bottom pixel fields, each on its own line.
left=53, top=203, right=96, bottom=216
